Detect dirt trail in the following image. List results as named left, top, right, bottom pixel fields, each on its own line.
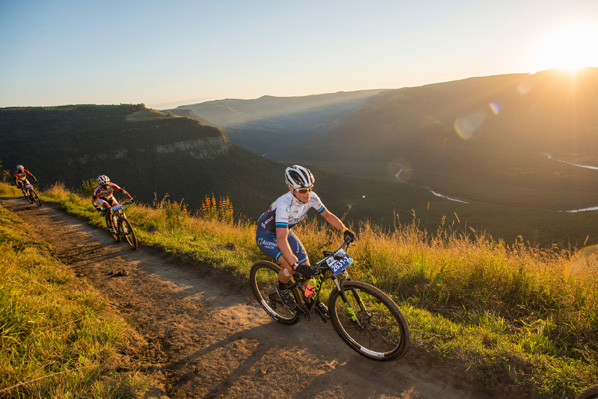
left=2, top=198, right=518, bottom=399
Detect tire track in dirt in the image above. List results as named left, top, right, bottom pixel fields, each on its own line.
left=1, top=198, right=518, bottom=399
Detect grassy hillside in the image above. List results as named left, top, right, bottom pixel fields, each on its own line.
left=8, top=181, right=596, bottom=399
left=287, top=68, right=598, bottom=211
left=0, top=185, right=147, bottom=397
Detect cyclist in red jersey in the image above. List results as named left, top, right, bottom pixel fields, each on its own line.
left=14, top=165, right=37, bottom=189
left=92, top=175, right=134, bottom=233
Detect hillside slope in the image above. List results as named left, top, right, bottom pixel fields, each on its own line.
left=0, top=105, right=282, bottom=217
left=175, top=90, right=385, bottom=157
left=287, top=68, right=598, bottom=210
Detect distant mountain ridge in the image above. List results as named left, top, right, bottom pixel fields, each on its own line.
left=173, top=90, right=385, bottom=156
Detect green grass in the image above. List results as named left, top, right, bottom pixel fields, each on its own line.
left=0, top=197, right=148, bottom=398
left=3, top=181, right=597, bottom=398
left=125, top=108, right=175, bottom=121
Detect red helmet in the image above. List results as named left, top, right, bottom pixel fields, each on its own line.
left=97, top=175, right=110, bottom=185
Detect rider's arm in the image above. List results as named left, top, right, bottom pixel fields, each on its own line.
left=26, top=171, right=37, bottom=183
left=111, top=183, right=132, bottom=199
left=91, top=186, right=102, bottom=210
left=320, top=209, right=346, bottom=231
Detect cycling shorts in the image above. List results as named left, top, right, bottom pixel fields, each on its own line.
left=256, top=228, right=309, bottom=265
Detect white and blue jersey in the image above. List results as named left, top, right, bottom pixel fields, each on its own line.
left=257, top=191, right=325, bottom=233
left=256, top=191, right=326, bottom=263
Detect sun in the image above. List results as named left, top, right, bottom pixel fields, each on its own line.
left=534, top=24, right=598, bottom=72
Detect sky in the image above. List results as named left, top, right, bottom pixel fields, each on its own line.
left=1, top=0, right=597, bottom=109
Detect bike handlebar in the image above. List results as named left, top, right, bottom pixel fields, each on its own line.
left=312, top=239, right=353, bottom=275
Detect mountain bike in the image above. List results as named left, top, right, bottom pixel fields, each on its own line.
left=576, top=384, right=598, bottom=399
left=105, top=201, right=137, bottom=249
left=20, top=182, right=42, bottom=207
left=250, top=238, right=410, bottom=361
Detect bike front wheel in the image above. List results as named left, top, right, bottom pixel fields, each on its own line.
left=29, top=189, right=42, bottom=207
left=249, top=261, right=301, bottom=325
left=22, top=189, right=33, bottom=203
left=107, top=214, right=120, bottom=242
left=119, top=217, right=138, bottom=249
left=328, top=281, right=409, bottom=361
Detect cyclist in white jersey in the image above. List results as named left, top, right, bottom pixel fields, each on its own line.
left=256, top=165, right=355, bottom=313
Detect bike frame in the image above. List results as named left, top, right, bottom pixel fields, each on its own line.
left=292, top=240, right=368, bottom=325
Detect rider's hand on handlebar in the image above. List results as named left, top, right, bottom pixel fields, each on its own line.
left=126, top=198, right=134, bottom=205
left=294, top=263, right=317, bottom=277
left=342, top=228, right=356, bottom=243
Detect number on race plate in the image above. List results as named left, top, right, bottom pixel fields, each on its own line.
left=327, top=250, right=354, bottom=275
left=112, top=205, right=124, bottom=211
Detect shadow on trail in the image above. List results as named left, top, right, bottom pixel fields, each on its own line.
left=165, top=321, right=427, bottom=399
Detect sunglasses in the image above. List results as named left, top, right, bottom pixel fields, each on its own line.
left=295, top=187, right=313, bottom=194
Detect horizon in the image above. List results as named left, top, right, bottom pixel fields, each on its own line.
left=1, top=0, right=598, bottom=109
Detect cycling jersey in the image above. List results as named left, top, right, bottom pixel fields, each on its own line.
left=256, top=191, right=326, bottom=233
left=14, top=169, right=36, bottom=187
left=92, top=183, right=131, bottom=209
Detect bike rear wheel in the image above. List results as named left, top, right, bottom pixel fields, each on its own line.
left=29, top=189, right=42, bottom=206
left=119, top=217, right=138, bottom=249
left=250, top=261, right=301, bottom=325
left=329, top=281, right=409, bottom=361
left=576, top=384, right=598, bottom=399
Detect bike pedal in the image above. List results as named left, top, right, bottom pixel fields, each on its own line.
left=315, top=306, right=330, bottom=322
left=296, top=304, right=311, bottom=320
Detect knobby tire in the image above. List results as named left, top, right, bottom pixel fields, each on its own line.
left=328, top=281, right=409, bottom=361
left=576, top=385, right=598, bottom=399
left=108, top=214, right=120, bottom=242
left=30, top=189, right=42, bottom=207
left=119, top=217, right=138, bottom=250
left=250, top=261, right=301, bottom=325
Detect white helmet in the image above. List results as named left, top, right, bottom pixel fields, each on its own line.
left=97, top=175, right=110, bottom=185
left=16, top=165, right=24, bottom=171
left=285, top=165, right=315, bottom=189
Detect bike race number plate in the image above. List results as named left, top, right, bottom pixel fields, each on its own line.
left=327, top=251, right=354, bottom=275
left=112, top=204, right=124, bottom=212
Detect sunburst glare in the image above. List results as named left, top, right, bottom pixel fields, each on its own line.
left=533, top=24, right=598, bottom=72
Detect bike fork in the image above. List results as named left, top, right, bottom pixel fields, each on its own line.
left=333, top=278, right=367, bottom=328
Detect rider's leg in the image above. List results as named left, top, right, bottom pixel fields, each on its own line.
left=256, top=230, right=308, bottom=309
left=277, top=230, right=310, bottom=283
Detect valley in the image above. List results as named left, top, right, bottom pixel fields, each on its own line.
left=2, top=69, right=598, bottom=247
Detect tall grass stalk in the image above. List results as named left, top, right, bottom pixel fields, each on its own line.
left=3, top=182, right=596, bottom=398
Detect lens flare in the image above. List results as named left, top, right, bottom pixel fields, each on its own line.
left=454, top=112, right=486, bottom=140
left=489, top=102, right=501, bottom=115
left=576, top=244, right=598, bottom=258
left=517, top=80, right=532, bottom=95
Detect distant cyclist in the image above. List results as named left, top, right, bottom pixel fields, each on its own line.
left=92, top=175, right=134, bottom=232
left=14, top=165, right=37, bottom=189
left=256, top=165, right=356, bottom=314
